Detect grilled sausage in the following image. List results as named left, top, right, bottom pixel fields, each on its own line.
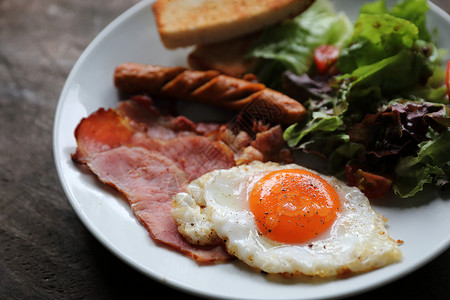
left=114, top=63, right=306, bottom=125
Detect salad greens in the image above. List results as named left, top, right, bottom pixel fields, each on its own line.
left=394, top=130, right=450, bottom=197
left=247, top=0, right=450, bottom=199
left=247, top=0, right=353, bottom=86
left=360, top=0, right=432, bottom=41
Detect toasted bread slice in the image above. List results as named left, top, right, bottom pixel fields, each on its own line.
left=152, top=0, right=314, bottom=49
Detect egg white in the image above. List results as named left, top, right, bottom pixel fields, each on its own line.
left=171, top=161, right=402, bottom=277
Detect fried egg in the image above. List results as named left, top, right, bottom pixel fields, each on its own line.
left=171, top=161, right=402, bottom=277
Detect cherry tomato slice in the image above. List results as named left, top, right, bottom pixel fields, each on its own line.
left=345, top=164, right=393, bottom=199
left=314, top=45, right=340, bottom=74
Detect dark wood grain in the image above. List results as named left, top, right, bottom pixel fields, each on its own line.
left=0, top=0, right=449, bottom=299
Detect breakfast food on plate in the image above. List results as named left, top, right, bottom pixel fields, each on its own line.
left=114, top=63, right=306, bottom=125
left=152, top=0, right=315, bottom=49
left=70, top=0, right=417, bottom=278
left=72, top=95, right=294, bottom=261
left=172, top=161, right=402, bottom=276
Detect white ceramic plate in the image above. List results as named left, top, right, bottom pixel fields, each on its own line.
left=53, top=1, right=450, bottom=299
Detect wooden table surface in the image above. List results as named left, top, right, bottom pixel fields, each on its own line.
left=1, top=0, right=449, bottom=299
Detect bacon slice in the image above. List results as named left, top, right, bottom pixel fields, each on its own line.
left=73, top=97, right=238, bottom=261
left=72, top=107, right=236, bottom=179
left=86, top=146, right=231, bottom=262
left=72, top=108, right=135, bottom=163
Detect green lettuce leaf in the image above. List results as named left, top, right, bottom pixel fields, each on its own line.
left=388, top=0, right=431, bottom=42
left=337, top=13, right=419, bottom=74
left=328, top=142, right=365, bottom=176
left=393, top=130, right=450, bottom=198
left=336, top=9, right=434, bottom=110
left=360, top=0, right=431, bottom=41
left=360, top=0, right=387, bottom=14
left=341, top=49, right=431, bottom=99
left=283, top=111, right=343, bottom=147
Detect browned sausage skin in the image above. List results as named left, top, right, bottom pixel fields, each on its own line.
left=114, top=63, right=306, bottom=125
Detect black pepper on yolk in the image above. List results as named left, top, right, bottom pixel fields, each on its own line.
left=249, top=169, right=340, bottom=244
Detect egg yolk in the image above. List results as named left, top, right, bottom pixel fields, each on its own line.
left=249, top=169, right=340, bottom=244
